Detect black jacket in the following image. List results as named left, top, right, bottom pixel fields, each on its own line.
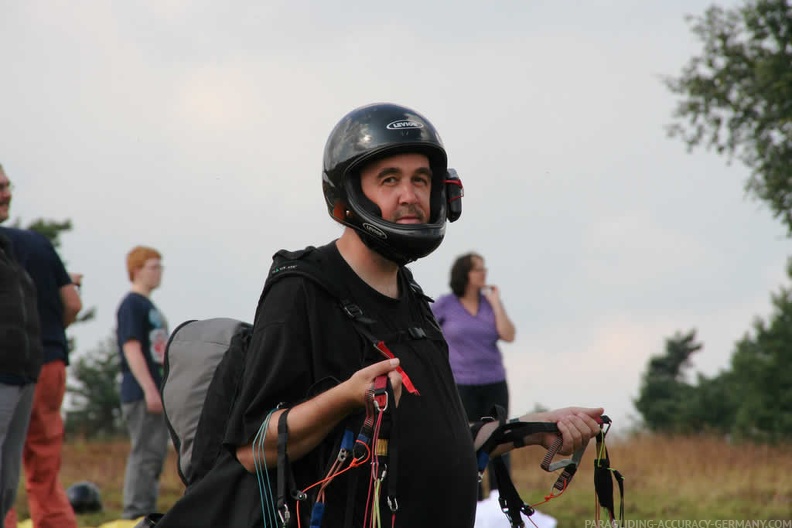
left=0, top=233, right=42, bottom=382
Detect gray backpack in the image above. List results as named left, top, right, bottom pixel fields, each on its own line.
left=161, top=317, right=252, bottom=486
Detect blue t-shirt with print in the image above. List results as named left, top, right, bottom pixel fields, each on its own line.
left=116, top=292, right=168, bottom=403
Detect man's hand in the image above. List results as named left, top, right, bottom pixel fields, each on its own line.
left=534, top=407, right=604, bottom=455
left=236, top=358, right=405, bottom=472
left=477, top=406, right=605, bottom=456
left=345, top=358, right=403, bottom=409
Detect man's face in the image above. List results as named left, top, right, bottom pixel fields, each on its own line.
left=0, top=169, right=12, bottom=224
left=359, top=153, right=432, bottom=224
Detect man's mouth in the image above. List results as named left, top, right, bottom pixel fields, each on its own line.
left=393, top=206, right=425, bottom=224
left=396, top=215, right=421, bottom=224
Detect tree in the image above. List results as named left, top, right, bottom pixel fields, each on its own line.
left=634, top=330, right=703, bottom=433
left=728, top=260, right=792, bottom=441
left=685, top=370, right=738, bottom=434
left=65, top=335, right=124, bottom=439
left=17, top=217, right=72, bottom=249
left=665, top=0, right=792, bottom=233
left=635, top=267, right=792, bottom=440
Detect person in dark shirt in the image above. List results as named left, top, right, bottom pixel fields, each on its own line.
left=116, top=246, right=169, bottom=520
left=0, top=164, right=81, bottom=528
left=155, top=103, right=604, bottom=528
left=0, top=165, right=42, bottom=524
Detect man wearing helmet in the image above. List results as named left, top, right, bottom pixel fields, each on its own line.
left=154, top=103, right=603, bottom=528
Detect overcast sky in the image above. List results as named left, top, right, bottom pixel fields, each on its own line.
left=2, top=0, right=788, bottom=429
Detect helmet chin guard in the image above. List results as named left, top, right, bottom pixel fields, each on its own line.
left=322, top=102, right=463, bottom=265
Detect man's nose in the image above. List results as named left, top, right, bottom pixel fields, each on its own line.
left=398, top=181, right=419, bottom=204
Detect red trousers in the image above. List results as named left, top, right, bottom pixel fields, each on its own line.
left=4, top=361, right=77, bottom=528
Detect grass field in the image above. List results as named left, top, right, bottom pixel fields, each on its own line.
left=9, top=433, right=792, bottom=526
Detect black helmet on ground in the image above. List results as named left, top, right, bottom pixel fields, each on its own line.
left=66, top=480, right=103, bottom=514
left=322, top=102, right=463, bottom=265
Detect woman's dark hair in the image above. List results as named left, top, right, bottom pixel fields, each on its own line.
left=449, top=252, right=482, bottom=297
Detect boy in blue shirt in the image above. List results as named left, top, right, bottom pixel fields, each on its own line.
left=116, top=246, right=169, bottom=520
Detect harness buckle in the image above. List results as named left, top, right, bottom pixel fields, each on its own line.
left=372, top=374, right=389, bottom=412
left=387, top=496, right=399, bottom=512
left=407, top=327, right=426, bottom=339
left=277, top=504, right=290, bottom=526
left=553, top=464, right=578, bottom=491
left=377, top=462, right=388, bottom=480
left=546, top=458, right=576, bottom=472
left=341, top=302, right=363, bottom=319
left=373, top=391, right=388, bottom=412
left=498, top=496, right=526, bottom=528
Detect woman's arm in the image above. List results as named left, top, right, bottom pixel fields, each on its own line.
left=483, top=286, right=516, bottom=342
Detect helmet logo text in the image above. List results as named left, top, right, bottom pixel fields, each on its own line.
left=386, top=120, right=424, bottom=130
left=362, top=223, right=387, bottom=239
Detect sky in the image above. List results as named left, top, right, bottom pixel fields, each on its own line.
left=2, top=0, right=788, bottom=430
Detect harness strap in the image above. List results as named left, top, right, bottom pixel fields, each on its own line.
left=492, top=455, right=532, bottom=528
left=594, top=420, right=624, bottom=526
left=354, top=383, right=378, bottom=460
left=337, top=298, right=420, bottom=396
left=475, top=406, right=561, bottom=528
left=276, top=410, right=291, bottom=526
left=361, top=375, right=396, bottom=528
left=276, top=409, right=306, bottom=527
left=377, top=376, right=399, bottom=524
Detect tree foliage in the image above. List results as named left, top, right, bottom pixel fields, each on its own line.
left=636, top=263, right=792, bottom=440
left=65, top=335, right=124, bottom=439
left=18, top=217, right=73, bottom=249
left=665, top=0, right=792, bottom=233
left=634, top=330, right=706, bottom=433
left=729, top=261, right=792, bottom=441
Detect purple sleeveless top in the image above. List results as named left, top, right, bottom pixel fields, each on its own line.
left=432, top=293, right=506, bottom=385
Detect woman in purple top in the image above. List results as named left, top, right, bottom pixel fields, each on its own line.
left=432, top=252, right=516, bottom=498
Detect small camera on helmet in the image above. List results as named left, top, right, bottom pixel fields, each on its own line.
left=445, top=168, right=463, bottom=223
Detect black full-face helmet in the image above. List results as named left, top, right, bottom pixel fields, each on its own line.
left=66, top=481, right=103, bottom=514
left=322, top=102, right=463, bottom=265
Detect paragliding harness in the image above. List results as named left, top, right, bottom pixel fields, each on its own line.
left=473, top=407, right=625, bottom=527
left=250, top=246, right=433, bottom=527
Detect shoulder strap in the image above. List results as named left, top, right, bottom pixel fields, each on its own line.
left=265, top=246, right=375, bottom=323
left=400, top=265, right=444, bottom=340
